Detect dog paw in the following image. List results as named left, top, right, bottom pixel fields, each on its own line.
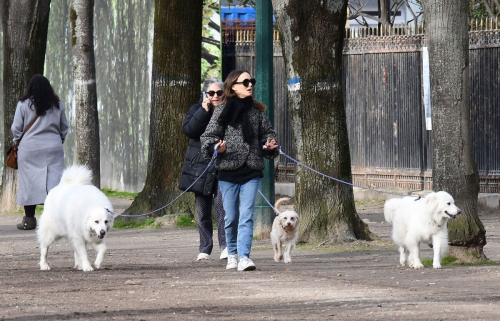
left=412, top=262, right=424, bottom=269
left=274, top=255, right=283, bottom=262
left=82, top=264, right=94, bottom=272
left=40, top=263, right=51, bottom=271
left=94, top=263, right=102, bottom=269
left=433, top=263, right=442, bottom=269
left=284, top=258, right=292, bottom=264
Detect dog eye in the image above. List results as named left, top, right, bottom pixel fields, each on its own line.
left=447, top=202, right=451, bottom=205
left=284, top=217, right=287, bottom=220
left=105, top=220, right=108, bottom=224
left=95, top=220, right=99, bottom=223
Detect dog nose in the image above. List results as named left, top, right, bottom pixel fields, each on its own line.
left=100, top=230, right=106, bottom=235
left=457, top=208, right=462, bottom=215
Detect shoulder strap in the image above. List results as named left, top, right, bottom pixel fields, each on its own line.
left=15, top=115, right=39, bottom=146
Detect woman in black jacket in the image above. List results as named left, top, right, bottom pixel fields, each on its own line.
left=179, top=79, right=227, bottom=261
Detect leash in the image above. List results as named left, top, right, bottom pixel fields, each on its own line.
left=107, top=150, right=219, bottom=218
left=257, top=189, right=280, bottom=215
left=279, top=150, right=421, bottom=199
left=108, top=144, right=421, bottom=218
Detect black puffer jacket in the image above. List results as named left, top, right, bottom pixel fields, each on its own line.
left=178, top=101, right=217, bottom=195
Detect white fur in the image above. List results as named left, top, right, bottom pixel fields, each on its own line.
left=384, top=191, right=461, bottom=269
left=270, top=198, right=300, bottom=264
left=37, top=165, right=114, bottom=272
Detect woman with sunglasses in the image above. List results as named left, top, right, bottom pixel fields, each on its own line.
left=201, top=70, right=279, bottom=271
left=179, top=78, right=227, bottom=261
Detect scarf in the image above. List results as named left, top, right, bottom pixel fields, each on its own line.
left=218, top=96, right=255, bottom=144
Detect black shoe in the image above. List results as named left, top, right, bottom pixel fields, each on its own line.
left=17, top=216, right=37, bottom=230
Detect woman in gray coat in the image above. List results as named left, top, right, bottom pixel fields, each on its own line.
left=11, top=75, right=68, bottom=230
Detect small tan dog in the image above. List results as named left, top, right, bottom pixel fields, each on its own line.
left=270, top=197, right=300, bottom=264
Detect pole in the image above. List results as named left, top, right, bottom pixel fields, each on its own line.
left=254, top=0, right=274, bottom=238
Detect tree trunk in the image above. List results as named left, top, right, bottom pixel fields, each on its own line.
left=0, top=0, right=51, bottom=212
left=423, top=0, right=487, bottom=261
left=378, top=0, right=391, bottom=27
left=272, top=0, right=374, bottom=244
left=124, top=0, right=202, bottom=217
left=70, top=0, right=100, bottom=187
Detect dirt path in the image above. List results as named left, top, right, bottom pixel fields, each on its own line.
left=1, top=198, right=500, bottom=320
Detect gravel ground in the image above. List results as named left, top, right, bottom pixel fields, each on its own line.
left=1, top=198, right=500, bottom=320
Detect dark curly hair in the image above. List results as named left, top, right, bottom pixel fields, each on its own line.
left=20, top=74, right=60, bottom=116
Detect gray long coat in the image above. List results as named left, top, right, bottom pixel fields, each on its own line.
left=11, top=99, right=68, bottom=205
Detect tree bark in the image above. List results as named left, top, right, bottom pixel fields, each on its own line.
left=378, top=0, right=391, bottom=27
left=124, top=0, right=203, bottom=217
left=272, top=0, right=374, bottom=243
left=423, top=0, right=487, bottom=261
left=70, top=0, right=100, bottom=187
left=0, top=0, right=51, bottom=212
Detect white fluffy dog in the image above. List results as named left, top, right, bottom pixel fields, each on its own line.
left=384, top=191, right=461, bottom=269
left=270, top=198, right=299, bottom=264
left=37, top=165, right=114, bottom=272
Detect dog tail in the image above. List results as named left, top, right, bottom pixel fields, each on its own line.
left=383, top=198, right=400, bottom=224
left=274, top=197, right=290, bottom=213
left=60, top=165, right=93, bottom=186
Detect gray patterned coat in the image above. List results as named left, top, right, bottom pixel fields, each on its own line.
left=201, top=105, right=279, bottom=171
left=11, top=99, right=68, bottom=205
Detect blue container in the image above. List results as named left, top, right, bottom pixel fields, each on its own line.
left=221, top=7, right=275, bottom=25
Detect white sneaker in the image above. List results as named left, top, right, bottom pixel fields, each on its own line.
left=196, top=253, right=210, bottom=261
left=237, top=257, right=256, bottom=271
left=226, top=254, right=238, bottom=269
left=220, top=247, right=228, bottom=260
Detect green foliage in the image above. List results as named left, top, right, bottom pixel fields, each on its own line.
left=175, top=214, right=197, bottom=228
left=113, top=218, right=161, bottom=229
left=202, top=0, right=221, bottom=82
left=101, top=189, right=138, bottom=199
left=470, top=0, right=490, bottom=20
left=422, top=256, right=500, bottom=266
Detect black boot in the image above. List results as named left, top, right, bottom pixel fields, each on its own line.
left=17, top=216, right=37, bottom=230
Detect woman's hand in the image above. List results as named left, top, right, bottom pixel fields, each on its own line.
left=215, top=139, right=226, bottom=153
left=263, top=137, right=278, bottom=150
left=202, top=97, right=211, bottom=112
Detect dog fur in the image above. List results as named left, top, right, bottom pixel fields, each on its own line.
left=270, top=197, right=299, bottom=264
left=37, top=165, right=114, bottom=272
left=384, top=191, right=461, bottom=269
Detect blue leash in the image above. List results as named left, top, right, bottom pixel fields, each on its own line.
left=279, top=150, right=420, bottom=199
left=107, top=150, right=218, bottom=218
left=108, top=145, right=420, bottom=218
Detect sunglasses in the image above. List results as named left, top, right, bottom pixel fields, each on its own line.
left=206, top=90, right=223, bottom=97
left=234, top=78, right=256, bottom=87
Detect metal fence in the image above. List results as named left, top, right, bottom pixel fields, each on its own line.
left=222, top=25, right=500, bottom=192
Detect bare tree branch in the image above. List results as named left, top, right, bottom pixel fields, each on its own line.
left=347, top=0, right=370, bottom=20
left=202, top=47, right=218, bottom=65
left=208, top=20, right=220, bottom=31
left=202, top=36, right=219, bottom=47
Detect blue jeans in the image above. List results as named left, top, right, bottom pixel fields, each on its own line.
left=218, top=178, right=261, bottom=259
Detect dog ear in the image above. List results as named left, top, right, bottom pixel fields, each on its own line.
left=424, top=192, right=439, bottom=209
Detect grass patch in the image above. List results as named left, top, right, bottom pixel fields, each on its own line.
left=422, top=255, right=500, bottom=267
left=175, top=215, right=197, bottom=228
left=101, top=189, right=138, bottom=199
left=113, top=218, right=161, bottom=229
left=12, top=205, right=44, bottom=215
